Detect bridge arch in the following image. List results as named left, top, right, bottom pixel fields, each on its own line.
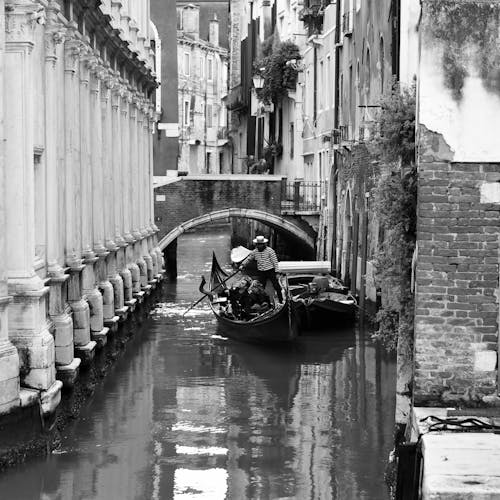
left=158, top=208, right=315, bottom=251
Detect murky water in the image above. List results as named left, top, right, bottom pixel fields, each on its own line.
left=0, top=229, right=396, bottom=500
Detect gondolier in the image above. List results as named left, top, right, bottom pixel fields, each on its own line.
left=241, top=236, right=284, bottom=303
left=206, top=252, right=299, bottom=343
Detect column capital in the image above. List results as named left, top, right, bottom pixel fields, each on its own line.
left=44, top=27, right=65, bottom=65
left=112, top=79, right=126, bottom=109
left=79, top=50, right=95, bottom=84
left=100, top=85, right=110, bottom=105
left=90, top=57, right=107, bottom=80
left=44, top=1, right=65, bottom=64
left=136, top=103, right=144, bottom=124
left=64, top=35, right=86, bottom=74
left=140, top=98, right=150, bottom=115
left=104, top=71, right=119, bottom=91
left=132, top=92, right=143, bottom=107
left=5, top=1, right=44, bottom=45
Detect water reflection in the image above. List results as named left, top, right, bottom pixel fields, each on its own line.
left=0, top=228, right=395, bottom=500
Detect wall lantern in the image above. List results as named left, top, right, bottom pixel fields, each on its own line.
left=252, top=72, right=265, bottom=89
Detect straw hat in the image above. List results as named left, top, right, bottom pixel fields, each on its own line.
left=253, top=235, right=268, bottom=244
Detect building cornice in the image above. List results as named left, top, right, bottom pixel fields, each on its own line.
left=68, top=0, right=157, bottom=92
left=177, top=33, right=229, bottom=57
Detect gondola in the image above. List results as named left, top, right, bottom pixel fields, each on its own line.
left=202, top=253, right=299, bottom=343
left=287, top=273, right=357, bottom=329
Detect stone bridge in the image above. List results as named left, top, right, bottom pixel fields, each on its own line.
left=153, top=174, right=319, bottom=250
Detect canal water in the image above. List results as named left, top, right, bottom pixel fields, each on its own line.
left=0, top=229, right=396, bottom=500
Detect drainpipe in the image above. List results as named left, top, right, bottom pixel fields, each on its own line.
left=313, top=46, right=317, bottom=125
left=332, top=0, right=341, bottom=274
left=204, top=89, right=208, bottom=173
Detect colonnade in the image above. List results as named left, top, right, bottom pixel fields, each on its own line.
left=0, top=0, right=163, bottom=417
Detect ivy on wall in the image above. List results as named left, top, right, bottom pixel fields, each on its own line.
left=369, top=80, right=417, bottom=353
left=254, top=39, right=301, bottom=105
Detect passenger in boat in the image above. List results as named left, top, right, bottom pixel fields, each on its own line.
left=241, top=235, right=284, bottom=304
left=228, top=277, right=253, bottom=320
left=248, top=280, right=272, bottom=313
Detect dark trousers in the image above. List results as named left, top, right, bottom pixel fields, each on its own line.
left=257, top=269, right=283, bottom=302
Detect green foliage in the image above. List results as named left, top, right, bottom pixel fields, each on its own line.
left=369, top=81, right=417, bottom=353
left=370, top=78, right=416, bottom=166
left=263, top=139, right=283, bottom=158
left=254, top=41, right=301, bottom=105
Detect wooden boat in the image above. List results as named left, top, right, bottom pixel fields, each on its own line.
left=203, top=253, right=299, bottom=343
left=287, top=272, right=357, bottom=329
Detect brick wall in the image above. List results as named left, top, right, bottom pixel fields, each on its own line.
left=414, top=164, right=500, bottom=406
left=154, top=178, right=283, bottom=240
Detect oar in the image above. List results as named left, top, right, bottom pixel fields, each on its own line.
left=182, top=254, right=251, bottom=317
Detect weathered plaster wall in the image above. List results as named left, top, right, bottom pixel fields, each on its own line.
left=400, top=0, right=420, bottom=85
left=419, top=0, right=500, bottom=162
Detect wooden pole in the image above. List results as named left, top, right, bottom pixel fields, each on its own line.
left=352, top=211, right=360, bottom=296
left=359, top=211, right=369, bottom=323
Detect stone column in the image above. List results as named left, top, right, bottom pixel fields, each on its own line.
left=78, top=53, right=107, bottom=349
left=107, top=76, right=127, bottom=323
left=150, top=111, right=165, bottom=278
left=145, top=106, right=159, bottom=278
left=129, top=92, right=144, bottom=300
left=138, top=99, right=154, bottom=288
left=44, top=3, right=80, bottom=386
left=86, top=62, right=109, bottom=348
left=4, top=1, right=60, bottom=404
left=136, top=96, right=149, bottom=291
left=119, top=87, right=135, bottom=308
left=98, top=68, right=117, bottom=329
left=0, top=0, right=20, bottom=414
left=64, top=30, right=96, bottom=364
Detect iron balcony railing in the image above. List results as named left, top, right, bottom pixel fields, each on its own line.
left=282, top=180, right=326, bottom=213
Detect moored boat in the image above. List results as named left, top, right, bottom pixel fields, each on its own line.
left=279, top=262, right=357, bottom=329
left=203, top=253, right=299, bottom=343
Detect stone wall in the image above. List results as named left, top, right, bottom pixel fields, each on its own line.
left=414, top=164, right=500, bottom=405
left=155, top=177, right=283, bottom=236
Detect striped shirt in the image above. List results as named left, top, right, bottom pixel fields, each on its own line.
left=247, top=247, right=279, bottom=272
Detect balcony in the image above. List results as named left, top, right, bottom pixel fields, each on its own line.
left=281, top=180, right=326, bottom=214
left=298, top=3, right=324, bottom=36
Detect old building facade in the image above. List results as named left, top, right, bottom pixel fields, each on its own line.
left=177, top=2, right=230, bottom=175
left=152, top=0, right=180, bottom=176
left=0, top=0, right=163, bottom=418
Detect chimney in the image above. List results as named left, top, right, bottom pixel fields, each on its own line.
left=209, top=14, right=219, bottom=46
left=182, top=4, right=200, bottom=38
